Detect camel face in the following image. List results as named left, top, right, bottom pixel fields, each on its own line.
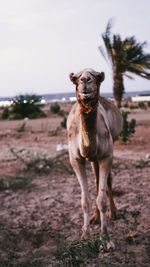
left=76, top=70, right=98, bottom=100
left=69, top=68, right=104, bottom=101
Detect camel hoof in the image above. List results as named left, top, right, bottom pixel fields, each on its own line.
left=81, top=232, right=90, bottom=240
left=81, top=228, right=90, bottom=240
left=100, top=240, right=115, bottom=253
left=99, top=233, right=115, bottom=252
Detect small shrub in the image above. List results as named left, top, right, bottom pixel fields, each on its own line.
left=0, top=176, right=31, bottom=191
left=61, top=116, right=67, bottom=128
left=1, top=107, right=9, bottom=119
left=50, top=102, right=60, bottom=114
left=138, top=101, right=147, bottom=110
left=129, top=105, right=138, bottom=109
left=135, top=159, right=150, bottom=168
left=129, top=118, right=136, bottom=134
left=11, top=94, right=46, bottom=119
left=10, top=147, right=73, bottom=175
left=26, top=158, right=53, bottom=174
left=119, top=111, right=136, bottom=143
left=112, top=162, right=121, bottom=169
left=50, top=103, right=66, bottom=117
left=58, top=109, right=65, bottom=117
left=10, top=113, right=23, bottom=120
left=147, top=101, right=150, bottom=107
left=26, top=153, right=73, bottom=174
left=123, top=102, right=128, bottom=108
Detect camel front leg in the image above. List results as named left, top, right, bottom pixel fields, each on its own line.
left=70, top=156, right=91, bottom=239
left=97, top=157, right=115, bottom=251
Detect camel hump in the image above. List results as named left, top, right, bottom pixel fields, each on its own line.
left=99, top=96, right=123, bottom=141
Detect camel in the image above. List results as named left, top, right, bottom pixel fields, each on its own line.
left=67, top=68, right=123, bottom=251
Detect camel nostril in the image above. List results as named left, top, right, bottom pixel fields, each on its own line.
left=87, top=77, right=91, bottom=82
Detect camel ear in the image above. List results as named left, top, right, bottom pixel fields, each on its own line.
left=69, top=73, right=77, bottom=84
left=69, top=71, right=82, bottom=84
left=89, top=71, right=105, bottom=83
left=99, top=72, right=105, bottom=82
left=95, top=72, right=105, bottom=83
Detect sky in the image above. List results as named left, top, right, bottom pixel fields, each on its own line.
left=0, top=0, right=150, bottom=97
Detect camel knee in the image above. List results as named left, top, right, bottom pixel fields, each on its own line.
left=81, top=195, right=90, bottom=213
left=97, top=195, right=107, bottom=213
left=100, top=200, right=107, bottom=213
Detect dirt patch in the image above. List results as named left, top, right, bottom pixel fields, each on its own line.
left=0, top=103, right=150, bottom=266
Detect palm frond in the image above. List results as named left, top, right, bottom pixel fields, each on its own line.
left=101, top=19, right=114, bottom=62
left=98, top=46, right=111, bottom=66
left=127, top=63, right=150, bottom=79
left=129, top=54, right=150, bottom=68
left=122, top=72, right=134, bottom=79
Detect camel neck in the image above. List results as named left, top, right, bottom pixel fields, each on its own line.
left=80, top=108, right=97, bottom=158
left=80, top=109, right=97, bottom=134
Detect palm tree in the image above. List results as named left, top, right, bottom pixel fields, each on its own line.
left=99, top=20, right=150, bottom=108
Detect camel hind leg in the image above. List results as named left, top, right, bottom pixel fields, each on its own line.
left=90, top=160, right=100, bottom=224
left=97, top=157, right=115, bottom=251
left=107, top=172, right=117, bottom=219
left=90, top=161, right=117, bottom=224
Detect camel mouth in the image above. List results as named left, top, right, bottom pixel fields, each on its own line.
left=79, top=92, right=93, bottom=100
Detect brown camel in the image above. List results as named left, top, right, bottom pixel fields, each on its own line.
left=67, top=68, right=123, bottom=251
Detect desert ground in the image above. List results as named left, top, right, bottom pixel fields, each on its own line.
left=0, top=102, right=150, bottom=266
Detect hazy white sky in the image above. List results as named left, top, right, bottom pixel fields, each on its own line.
left=0, top=0, right=150, bottom=97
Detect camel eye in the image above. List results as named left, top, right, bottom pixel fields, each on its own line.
left=80, top=77, right=86, bottom=83
left=80, top=77, right=91, bottom=83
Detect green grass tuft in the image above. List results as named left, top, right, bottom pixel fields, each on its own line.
left=59, top=236, right=101, bottom=266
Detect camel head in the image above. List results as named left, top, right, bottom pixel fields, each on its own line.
left=69, top=68, right=105, bottom=102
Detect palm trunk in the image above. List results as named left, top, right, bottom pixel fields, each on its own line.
left=113, top=73, right=124, bottom=108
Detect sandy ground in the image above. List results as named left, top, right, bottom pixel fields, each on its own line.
left=0, top=103, right=150, bottom=266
